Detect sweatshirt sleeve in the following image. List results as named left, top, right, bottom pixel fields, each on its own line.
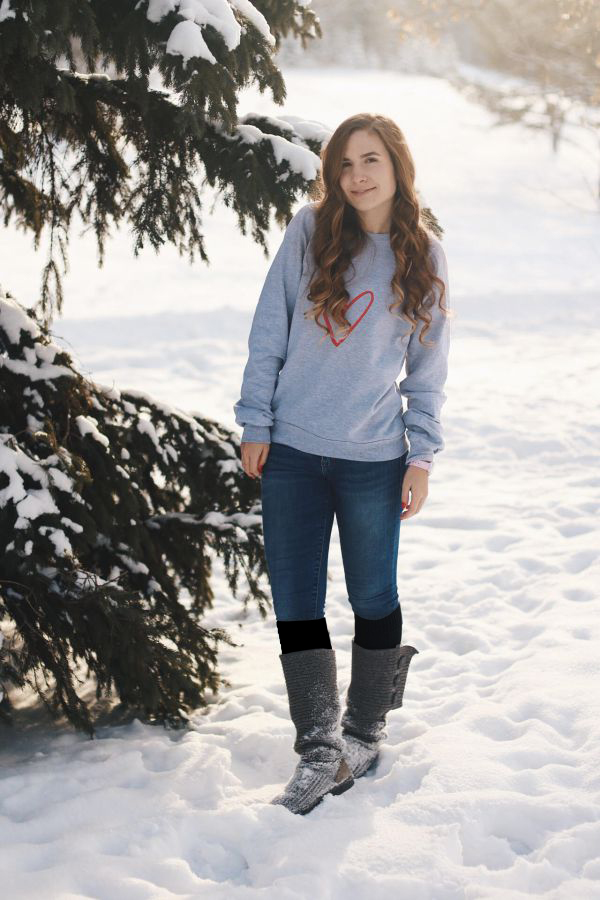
left=233, top=204, right=314, bottom=444
left=398, top=237, right=451, bottom=466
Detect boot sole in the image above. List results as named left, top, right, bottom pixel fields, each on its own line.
left=356, top=753, right=380, bottom=779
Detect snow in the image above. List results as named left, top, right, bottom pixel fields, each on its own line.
left=0, top=290, right=41, bottom=343
left=0, top=291, right=73, bottom=380
left=166, top=18, right=219, bottom=65
left=229, top=0, right=278, bottom=48
left=0, top=0, right=14, bottom=23
left=4, top=0, right=277, bottom=72
left=48, top=467, right=75, bottom=492
left=1, top=66, right=600, bottom=898
left=136, top=413, right=163, bottom=449
left=39, top=525, right=73, bottom=558
left=76, top=414, right=110, bottom=448
left=212, top=112, right=322, bottom=181
left=146, top=0, right=275, bottom=64
left=117, top=553, right=150, bottom=576
left=60, top=516, right=84, bottom=533
left=0, top=436, right=61, bottom=521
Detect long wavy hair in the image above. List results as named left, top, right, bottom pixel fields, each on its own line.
left=305, top=113, right=450, bottom=347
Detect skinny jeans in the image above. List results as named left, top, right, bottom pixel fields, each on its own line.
left=260, top=441, right=408, bottom=624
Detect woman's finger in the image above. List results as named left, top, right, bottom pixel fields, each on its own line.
left=401, top=490, right=427, bottom=519
left=258, top=446, right=269, bottom=474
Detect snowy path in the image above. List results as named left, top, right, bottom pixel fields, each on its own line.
left=1, top=68, right=599, bottom=899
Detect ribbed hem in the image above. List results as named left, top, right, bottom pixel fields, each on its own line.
left=271, top=419, right=409, bottom=462
left=241, top=424, right=271, bottom=443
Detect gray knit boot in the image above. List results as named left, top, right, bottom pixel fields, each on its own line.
left=341, top=639, right=419, bottom=779
left=271, top=647, right=355, bottom=815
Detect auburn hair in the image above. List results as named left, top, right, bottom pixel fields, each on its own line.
left=305, top=112, right=450, bottom=347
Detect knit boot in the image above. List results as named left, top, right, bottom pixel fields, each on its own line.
left=271, top=647, right=355, bottom=815
left=341, top=639, right=419, bottom=779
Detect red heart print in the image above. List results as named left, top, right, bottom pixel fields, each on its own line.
left=323, top=290, right=374, bottom=347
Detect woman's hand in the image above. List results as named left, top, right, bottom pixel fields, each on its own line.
left=401, top=465, right=429, bottom=520
left=241, top=441, right=270, bottom=479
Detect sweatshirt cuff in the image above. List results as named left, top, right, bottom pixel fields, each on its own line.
left=241, top=424, right=271, bottom=444
left=406, top=457, right=433, bottom=472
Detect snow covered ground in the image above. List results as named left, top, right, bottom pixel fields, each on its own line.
left=1, top=66, right=600, bottom=899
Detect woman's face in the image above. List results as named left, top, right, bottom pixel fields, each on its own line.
left=338, top=129, right=397, bottom=215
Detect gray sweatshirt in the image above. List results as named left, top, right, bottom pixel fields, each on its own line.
left=233, top=202, right=450, bottom=466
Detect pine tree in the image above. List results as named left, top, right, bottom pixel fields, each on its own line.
left=0, top=0, right=324, bottom=324
left=0, top=285, right=271, bottom=735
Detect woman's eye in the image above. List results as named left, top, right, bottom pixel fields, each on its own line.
left=343, top=158, right=377, bottom=167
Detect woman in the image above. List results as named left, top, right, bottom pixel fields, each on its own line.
left=233, top=112, right=451, bottom=815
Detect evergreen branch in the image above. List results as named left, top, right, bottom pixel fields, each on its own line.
left=0, top=288, right=267, bottom=734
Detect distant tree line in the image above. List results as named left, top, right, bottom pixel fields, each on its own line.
left=279, top=0, right=600, bottom=200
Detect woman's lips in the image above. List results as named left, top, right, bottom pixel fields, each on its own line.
left=352, top=187, right=375, bottom=195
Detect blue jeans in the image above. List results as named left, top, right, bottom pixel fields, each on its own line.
left=260, top=441, right=408, bottom=622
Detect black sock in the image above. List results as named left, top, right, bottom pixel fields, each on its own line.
left=354, top=605, right=402, bottom=649
left=276, top=616, right=333, bottom=654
